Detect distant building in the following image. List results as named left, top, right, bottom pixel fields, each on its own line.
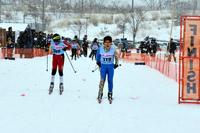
left=0, top=23, right=30, bottom=32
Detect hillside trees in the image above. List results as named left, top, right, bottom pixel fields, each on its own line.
left=125, top=7, right=145, bottom=47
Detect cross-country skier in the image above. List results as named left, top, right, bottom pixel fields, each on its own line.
left=96, top=35, right=119, bottom=103
left=45, top=33, right=71, bottom=94
left=89, top=38, right=99, bottom=60
left=71, top=39, right=80, bottom=60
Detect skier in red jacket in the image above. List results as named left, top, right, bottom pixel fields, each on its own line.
left=45, top=33, right=71, bottom=95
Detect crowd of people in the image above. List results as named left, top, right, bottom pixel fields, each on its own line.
left=138, top=36, right=177, bottom=62
left=4, top=26, right=52, bottom=58
left=138, top=36, right=160, bottom=57
left=4, top=26, right=177, bottom=62
left=4, top=26, right=102, bottom=59
left=6, top=27, right=49, bottom=49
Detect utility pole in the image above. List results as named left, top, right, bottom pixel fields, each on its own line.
left=132, top=0, right=135, bottom=48
left=85, top=17, right=90, bottom=35
left=82, top=0, right=84, bottom=12
left=42, top=0, right=45, bottom=30
left=123, top=23, right=125, bottom=38
left=132, top=0, right=134, bottom=11
left=0, top=0, right=2, bottom=22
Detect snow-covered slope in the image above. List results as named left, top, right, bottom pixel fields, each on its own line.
left=0, top=52, right=199, bottom=133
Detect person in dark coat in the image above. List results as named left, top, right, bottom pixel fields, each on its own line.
left=41, top=33, right=47, bottom=49
left=82, top=35, right=88, bottom=57
left=6, top=27, right=15, bottom=43
left=139, top=41, right=147, bottom=53
left=167, top=38, right=177, bottom=62
left=6, top=38, right=15, bottom=58
left=150, top=39, right=159, bottom=57
left=144, top=36, right=151, bottom=54
left=17, top=31, right=28, bottom=58
left=37, top=31, right=43, bottom=48
left=33, top=32, right=38, bottom=48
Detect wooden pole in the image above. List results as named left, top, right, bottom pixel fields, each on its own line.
left=168, top=0, right=177, bottom=57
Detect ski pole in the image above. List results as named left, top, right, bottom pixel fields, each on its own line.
left=65, top=51, right=77, bottom=73
left=116, top=64, right=122, bottom=68
left=46, top=53, right=48, bottom=72
left=92, top=66, right=99, bottom=72
left=92, top=64, right=98, bottom=72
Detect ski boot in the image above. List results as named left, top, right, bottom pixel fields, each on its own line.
left=49, top=82, right=54, bottom=95
left=108, top=92, right=113, bottom=104
left=59, top=83, right=64, bottom=95
left=97, top=91, right=103, bottom=104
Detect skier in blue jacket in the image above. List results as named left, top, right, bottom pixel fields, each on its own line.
left=96, top=36, right=119, bottom=102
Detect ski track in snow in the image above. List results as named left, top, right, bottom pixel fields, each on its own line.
left=1, top=51, right=200, bottom=133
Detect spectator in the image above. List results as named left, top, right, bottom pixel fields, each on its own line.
left=139, top=41, right=147, bottom=53
left=41, top=33, right=47, bottom=49
left=124, top=38, right=128, bottom=52
left=82, top=35, right=88, bottom=57
left=121, top=38, right=127, bottom=53
left=167, top=38, right=177, bottom=62
left=25, top=29, right=32, bottom=49
left=6, top=27, right=14, bottom=43
left=33, top=32, right=38, bottom=48
left=37, top=31, right=43, bottom=48
left=47, top=33, right=51, bottom=44
left=144, top=36, right=151, bottom=54
left=6, top=37, right=15, bottom=58
left=17, top=32, right=25, bottom=58
left=150, top=38, right=159, bottom=57
left=118, top=42, right=124, bottom=58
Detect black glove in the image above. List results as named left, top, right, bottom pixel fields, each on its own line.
left=114, top=64, right=118, bottom=69
left=63, top=47, right=68, bottom=51
left=45, top=47, right=49, bottom=52
left=97, top=62, right=101, bottom=67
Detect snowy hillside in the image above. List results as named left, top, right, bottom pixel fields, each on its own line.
left=0, top=51, right=200, bottom=133
left=47, top=10, right=180, bottom=42
left=0, top=8, right=180, bottom=42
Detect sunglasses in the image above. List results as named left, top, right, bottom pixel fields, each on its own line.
left=104, top=42, right=112, bottom=45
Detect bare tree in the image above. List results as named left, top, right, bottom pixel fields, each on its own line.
left=88, top=0, right=96, bottom=13
left=157, top=0, right=166, bottom=10
left=116, top=14, right=129, bottom=38
left=99, top=26, right=109, bottom=37
left=141, top=0, right=157, bottom=10
left=174, top=0, right=192, bottom=26
left=23, top=11, right=28, bottom=23
left=70, top=20, right=85, bottom=39
left=126, top=7, right=145, bottom=48
left=141, top=0, right=173, bottom=10
left=117, top=22, right=126, bottom=38
left=30, top=3, right=40, bottom=31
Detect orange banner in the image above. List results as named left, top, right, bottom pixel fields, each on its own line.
left=182, top=19, right=200, bottom=100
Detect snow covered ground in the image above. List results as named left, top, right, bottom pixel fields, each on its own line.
left=0, top=51, right=200, bottom=133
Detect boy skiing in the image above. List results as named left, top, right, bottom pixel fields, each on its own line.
left=45, top=33, right=71, bottom=95
left=96, top=36, right=119, bottom=104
